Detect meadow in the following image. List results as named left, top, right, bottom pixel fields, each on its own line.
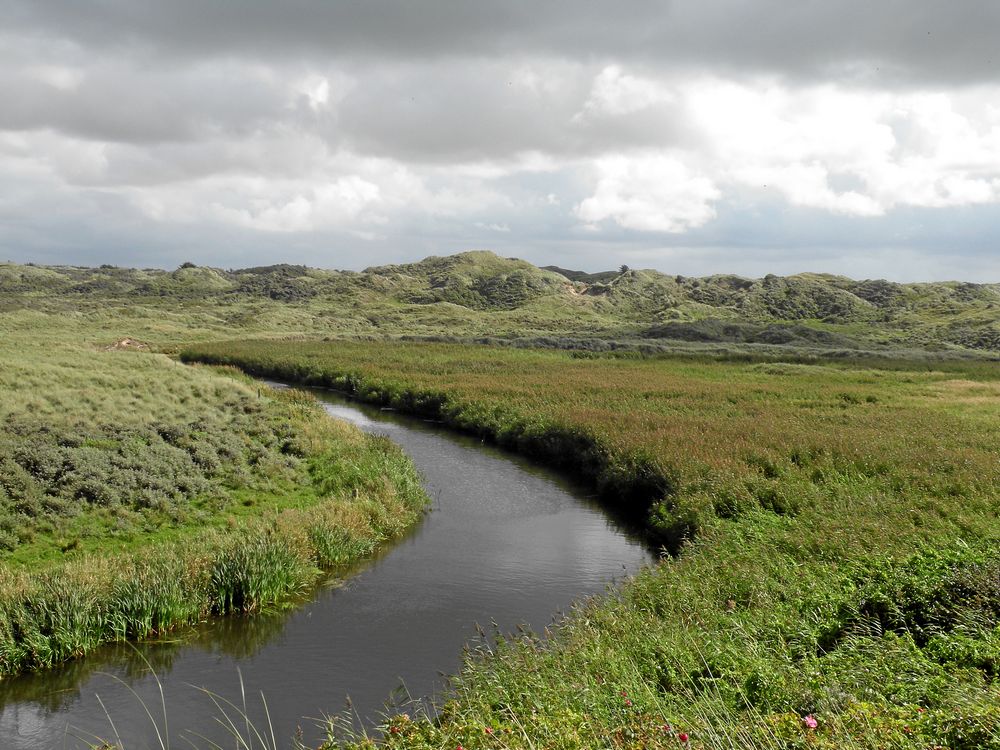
left=4, top=252, right=1000, bottom=746
left=0, top=321, right=427, bottom=675
left=5, top=253, right=1000, bottom=354
left=181, top=339, right=1000, bottom=749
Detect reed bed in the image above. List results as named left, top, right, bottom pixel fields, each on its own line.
left=182, top=339, right=1000, bottom=749
left=0, top=329, right=428, bottom=675
left=0, top=435, right=426, bottom=676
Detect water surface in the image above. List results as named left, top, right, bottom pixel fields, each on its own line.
left=0, top=385, right=654, bottom=749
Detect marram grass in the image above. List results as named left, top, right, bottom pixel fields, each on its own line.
left=0, top=442, right=427, bottom=676
left=0, top=327, right=428, bottom=675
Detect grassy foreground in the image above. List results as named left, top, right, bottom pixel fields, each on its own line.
left=182, top=339, right=1000, bottom=749
left=0, top=325, right=427, bottom=675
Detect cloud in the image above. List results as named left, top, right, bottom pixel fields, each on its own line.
left=2, top=1, right=1000, bottom=280
left=686, top=79, right=1000, bottom=215
left=574, top=76, right=1000, bottom=229
left=475, top=222, right=511, bottom=233
left=206, top=175, right=382, bottom=232
left=578, top=66, right=674, bottom=118
left=576, top=154, right=720, bottom=232
left=5, top=1, right=1000, bottom=84
left=0, top=48, right=300, bottom=145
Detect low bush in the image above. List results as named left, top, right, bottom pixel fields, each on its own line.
left=0, top=410, right=427, bottom=676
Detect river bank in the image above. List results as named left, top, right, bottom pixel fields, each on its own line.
left=0, top=328, right=428, bottom=677
left=182, top=339, right=1000, bottom=750
left=0, top=386, right=652, bottom=748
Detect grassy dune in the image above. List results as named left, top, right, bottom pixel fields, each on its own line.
left=5, top=252, right=1000, bottom=353
left=0, top=325, right=428, bottom=675
left=182, top=339, right=1000, bottom=749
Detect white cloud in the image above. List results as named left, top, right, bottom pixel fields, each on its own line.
left=474, top=222, right=511, bottom=232
left=578, top=65, right=674, bottom=118
left=576, top=154, right=720, bottom=232
left=4, top=24, right=1000, bottom=279
left=210, top=175, right=382, bottom=232
left=684, top=78, right=1000, bottom=216
left=29, top=64, right=84, bottom=90
left=293, top=70, right=356, bottom=113
left=575, top=74, right=1000, bottom=234
left=302, top=77, right=330, bottom=111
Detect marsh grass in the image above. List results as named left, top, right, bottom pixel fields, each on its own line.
left=0, top=327, right=428, bottom=676
left=180, top=340, right=1000, bottom=547
left=0, top=335, right=310, bottom=563
left=5, top=254, right=1000, bottom=747
left=0, top=446, right=425, bottom=675
left=181, top=339, right=1000, bottom=749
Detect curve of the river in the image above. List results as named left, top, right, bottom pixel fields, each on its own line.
left=0, top=384, right=655, bottom=749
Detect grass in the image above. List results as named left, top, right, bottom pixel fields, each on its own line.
left=4, top=250, right=1000, bottom=745
left=0, top=322, right=428, bottom=676
left=0, top=456, right=424, bottom=676
left=4, top=251, right=1000, bottom=353
left=179, top=339, right=1000, bottom=749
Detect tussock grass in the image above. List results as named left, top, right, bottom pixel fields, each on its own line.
left=180, top=340, right=1000, bottom=548
left=182, top=339, right=1000, bottom=749
left=0, top=432, right=426, bottom=675
left=0, top=325, right=428, bottom=676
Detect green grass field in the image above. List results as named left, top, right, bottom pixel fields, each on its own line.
left=3, top=251, right=1000, bottom=746
left=181, top=339, right=1000, bottom=749
left=0, top=321, right=428, bottom=675
left=4, top=252, right=1000, bottom=355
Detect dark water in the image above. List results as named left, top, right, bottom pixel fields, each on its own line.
left=0, top=386, right=654, bottom=749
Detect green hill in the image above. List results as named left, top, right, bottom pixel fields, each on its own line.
left=2, top=252, right=998, bottom=355
left=366, top=251, right=570, bottom=310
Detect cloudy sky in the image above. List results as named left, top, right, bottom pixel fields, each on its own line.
left=2, top=1, right=999, bottom=280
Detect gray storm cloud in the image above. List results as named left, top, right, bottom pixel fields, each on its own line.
left=0, top=0, right=998, bottom=280
left=5, top=0, right=1000, bottom=83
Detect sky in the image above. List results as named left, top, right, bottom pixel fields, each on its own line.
left=1, top=1, right=999, bottom=281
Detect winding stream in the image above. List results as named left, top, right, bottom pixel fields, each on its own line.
left=0, top=384, right=654, bottom=749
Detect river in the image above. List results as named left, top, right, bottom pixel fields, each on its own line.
left=0, top=384, right=655, bottom=749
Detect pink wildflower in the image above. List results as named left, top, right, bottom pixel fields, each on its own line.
left=803, top=714, right=818, bottom=729
left=678, top=731, right=689, bottom=743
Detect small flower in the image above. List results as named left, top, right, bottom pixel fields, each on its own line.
left=484, top=727, right=494, bottom=735
left=678, top=731, right=689, bottom=743
left=389, top=726, right=400, bottom=735
left=660, top=723, right=672, bottom=733
left=803, top=715, right=818, bottom=729
left=621, top=689, right=628, bottom=697
left=624, top=698, right=633, bottom=707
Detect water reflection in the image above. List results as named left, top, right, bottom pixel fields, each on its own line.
left=0, top=607, right=290, bottom=714
left=0, top=385, right=654, bottom=749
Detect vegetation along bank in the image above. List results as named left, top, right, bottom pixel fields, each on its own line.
left=0, top=328, right=428, bottom=676
left=182, top=339, right=1000, bottom=749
